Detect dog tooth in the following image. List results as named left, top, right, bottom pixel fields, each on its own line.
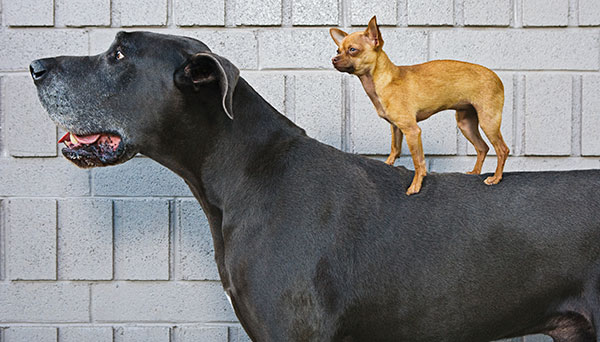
left=70, top=133, right=79, bottom=145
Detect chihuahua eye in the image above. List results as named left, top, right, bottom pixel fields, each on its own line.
left=115, top=50, right=125, bottom=60
left=349, top=47, right=357, bottom=53
left=336, top=49, right=340, bottom=54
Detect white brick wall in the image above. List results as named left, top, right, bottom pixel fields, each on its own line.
left=0, top=1, right=596, bottom=341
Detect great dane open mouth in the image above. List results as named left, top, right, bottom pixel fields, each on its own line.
left=32, top=32, right=600, bottom=342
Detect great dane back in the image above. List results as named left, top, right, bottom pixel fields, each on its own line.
left=30, top=31, right=600, bottom=342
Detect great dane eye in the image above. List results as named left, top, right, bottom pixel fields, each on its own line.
left=115, top=50, right=125, bottom=60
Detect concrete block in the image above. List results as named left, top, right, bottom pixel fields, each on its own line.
left=174, top=327, right=228, bottom=342
left=524, top=334, right=553, bottom=342
left=235, top=0, right=282, bottom=25
left=229, top=327, right=252, bottom=342
left=349, top=76, right=391, bottom=154
left=418, top=111, right=458, bottom=155
left=463, top=0, right=511, bottom=26
left=59, top=327, right=113, bottom=342
left=259, top=29, right=334, bottom=69
left=379, top=29, right=429, bottom=65
left=7, top=199, right=56, bottom=280
left=522, top=0, right=568, bottom=27
left=408, top=0, right=454, bottom=26
left=93, top=158, right=192, bottom=196
left=430, top=30, right=598, bottom=70
left=349, top=0, right=397, bottom=26
left=466, top=72, right=514, bottom=155
left=55, top=0, right=111, bottom=27
left=114, top=199, right=169, bottom=280
left=176, top=30, right=259, bottom=70
left=175, top=0, right=225, bottom=26
left=4, top=327, right=57, bottom=342
left=115, top=327, right=170, bottom=342
left=92, top=282, right=236, bottom=322
left=240, top=73, right=286, bottom=114
left=293, top=0, right=338, bottom=25
left=0, top=157, right=90, bottom=197
left=582, top=75, right=600, bottom=155
left=0, top=283, right=89, bottom=322
left=2, top=75, right=57, bottom=157
left=428, top=156, right=600, bottom=173
left=113, top=0, right=168, bottom=26
left=524, top=74, right=572, bottom=155
left=4, top=0, right=53, bottom=26
left=0, top=30, right=88, bottom=72
left=579, top=0, right=600, bottom=26
left=294, top=73, right=343, bottom=149
left=177, top=200, right=220, bottom=280
left=58, top=199, right=113, bottom=280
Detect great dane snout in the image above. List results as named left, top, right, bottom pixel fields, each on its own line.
left=29, top=58, right=54, bottom=82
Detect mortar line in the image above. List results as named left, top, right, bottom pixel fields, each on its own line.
left=342, top=0, right=349, bottom=28
left=571, top=75, right=582, bottom=156
left=454, top=0, right=464, bottom=27
left=568, top=0, right=578, bottom=27
left=167, top=0, right=174, bottom=28
left=0, top=199, right=5, bottom=282
left=398, top=0, right=408, bottom=27
left=281, top=0, right=292, bottom=27
left=89, top=284, right=93, bottom=323
left=54, top=199, right=59, bottom=281
left=168, top=199, right=177, bottom=280
left=518, top=74, right=526, bottom=156
left=511, top=74, right=518, bottom=155
left=514, top=0, right=523, bottom=28
left=111, top=200, right=116, bottom=281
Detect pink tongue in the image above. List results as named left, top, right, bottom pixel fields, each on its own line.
left=72, top=133, right=101, bottom=144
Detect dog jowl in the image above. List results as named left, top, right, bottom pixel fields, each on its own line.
left=30, top=31, right=238, bottom=170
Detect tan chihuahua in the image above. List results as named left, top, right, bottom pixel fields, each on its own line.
left=330, top=16, right=509, bottom=195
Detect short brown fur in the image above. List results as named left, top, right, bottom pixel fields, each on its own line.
left=330, top=16, right=509, bottom=195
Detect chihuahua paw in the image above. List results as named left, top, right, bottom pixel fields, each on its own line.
left=405, top=185, right=421, bottom=196
left=484, top=176, right=502, bottom=185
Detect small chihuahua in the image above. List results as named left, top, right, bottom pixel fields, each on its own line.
left=330, top=16, right=509, bottom=195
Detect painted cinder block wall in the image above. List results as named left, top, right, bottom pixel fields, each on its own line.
left=1, top=0, right=599, bottom=341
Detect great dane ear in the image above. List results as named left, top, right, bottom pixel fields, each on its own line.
left=175, top=52, right=239, bottom=120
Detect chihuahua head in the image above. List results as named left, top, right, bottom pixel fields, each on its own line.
left=329, top=16, right=384, bottom=76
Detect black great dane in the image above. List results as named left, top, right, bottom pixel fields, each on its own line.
left=31, top=32, right=600, bottom=342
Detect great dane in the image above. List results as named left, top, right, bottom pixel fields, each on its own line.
left=31, top=31, right=600, bottom=342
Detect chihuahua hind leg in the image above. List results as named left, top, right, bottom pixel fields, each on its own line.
left=385, top=125, right=403, bottom=165
left=477, top=107, right=509, bottom=185
left=456, top=107, right=489, bottom=175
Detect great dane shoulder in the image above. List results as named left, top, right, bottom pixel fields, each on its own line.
left=31, top=31, right=600, bottom=342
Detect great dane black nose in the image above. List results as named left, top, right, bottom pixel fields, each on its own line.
left=29, top=58, right=53, bottom=82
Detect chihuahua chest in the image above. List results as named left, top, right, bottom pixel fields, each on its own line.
left=358, top=74, right=391, bottom=122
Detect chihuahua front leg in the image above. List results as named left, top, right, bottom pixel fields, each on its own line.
left=397, top=123, right=426, bottom=195
left=385, top=125, right=403, bottom=165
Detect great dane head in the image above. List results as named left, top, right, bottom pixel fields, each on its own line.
left=30, top=31, right=239, bottom=168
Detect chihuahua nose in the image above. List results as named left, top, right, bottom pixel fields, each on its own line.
left=332, top=56, right=339, bottom=63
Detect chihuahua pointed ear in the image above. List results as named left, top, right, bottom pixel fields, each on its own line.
left=174, top=52, right=239, bottom=120
left=330, top=28, right=348, bottom=47
left=365, top=16, right=383, bottom=48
